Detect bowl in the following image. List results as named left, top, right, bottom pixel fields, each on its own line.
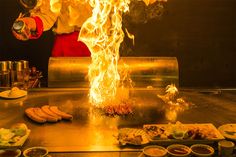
left=167, top=144, right=191, bottom=157
left=190, top=144, right=214, bottom=157
left=218, top=140, right=235, bottom=156
left=143, top=145, right=167, bottom=157
left=23, top=147, right=48, bottom=157
left=0, top=149, right=21, bottom=157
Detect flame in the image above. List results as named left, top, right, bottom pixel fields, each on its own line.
left=158, top=84, right=190, bottom=122
left=79, top=0, right=130, bottom=107
left=50, top=0, right=62, bottom=13
left=141, top=0, right=156, bottom=6
left=139, top=0, right=167, bottom=6
left=125, top=28, right=135, bottom=45
left=48, top=0, right=167, bottom=107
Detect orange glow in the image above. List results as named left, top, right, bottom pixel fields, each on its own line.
left=79, top=0, right=130, bottom=107
left=48, top=0, right=167, bottom=108
left=142, top=0, right=167, bottom=6
left=50, top=0, right=61, bottom=13
left=125, top=28, right=135, bottom=45
left=158, top=84, right=190, bottom=122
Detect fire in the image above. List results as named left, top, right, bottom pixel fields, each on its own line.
left=48, top=0, right=167, bottom=108
left=79, top=0, right=166, bottom=107
left=142, top=0, right=167, bottom=6
left=125, top=28, right=135, bottom=45
left=158, top=84, right=190, bottom=122
left=50, top=0, right=61, bottom=13
left=79, top=0, right=130, bottom=107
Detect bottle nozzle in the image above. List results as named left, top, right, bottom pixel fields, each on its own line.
left=12, top=20, right=25, bottom=33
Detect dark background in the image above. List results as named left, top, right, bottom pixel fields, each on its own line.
left=0, top=0, right=235, bottom=88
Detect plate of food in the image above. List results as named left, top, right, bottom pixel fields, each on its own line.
left=143, top=122, right=224, bottom=145
left=0, top=123, right=30, bottom=149
left=117, top=128, right=150, bottom=146
left=0, top=87, right=27, bottom=99
left=218, top=124, right=236, bottom=141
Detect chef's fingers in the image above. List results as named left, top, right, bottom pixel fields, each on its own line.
left=12, top=27, right=30, bottom=41
left=21, top=17, right=37, bottom=31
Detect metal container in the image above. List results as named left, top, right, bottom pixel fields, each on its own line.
left=7, top=61, right=13, bottom=87
left=21, top=60, right=30, bottom=90
left=0, top=61, right=10, bottom=87
left=48, top=57, right=179, bottom=88
left=11, top=61, right=24, bottom=89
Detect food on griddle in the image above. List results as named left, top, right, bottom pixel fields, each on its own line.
left=33, top=108, right=58, bottom=122
left=103, top=102, right=133, bottom=116
left=25, top=108, right=47, bottom=123
left=41, top=105, right=62, bottom=121
left=144, top=122, right=218, bottom=140
left=117, top=128, right=149, bottom=145
left=25, top=106, right=73, bottom=123
left=50, top=106, right=73, bottom=120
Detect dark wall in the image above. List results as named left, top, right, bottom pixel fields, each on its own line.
left=0, top=0, right=53, bottom=78
left=0, top=0, right=236, bottom=88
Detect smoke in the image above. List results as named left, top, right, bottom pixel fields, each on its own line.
left=123, top=0, right=165, bottom=25
left=120, top=0, right=166, bottom=55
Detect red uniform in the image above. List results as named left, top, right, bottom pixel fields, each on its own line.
left=31, top=16, right=90, bottom=57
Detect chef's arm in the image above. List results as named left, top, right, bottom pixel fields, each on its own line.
left=12, top=16, right=44, bottom=41
left=12, top=0, right=59, bottom=41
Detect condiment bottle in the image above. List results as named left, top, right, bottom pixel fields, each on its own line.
left=11, top=61, right=24, bottom=89
left=0, top=61, right=10, bottom=88
left=7, top=61, right=13, bottom=86
left=20, top=60, right=30, bottom=90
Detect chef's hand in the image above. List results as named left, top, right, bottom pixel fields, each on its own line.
left=12, top=17, right=36, bottom=41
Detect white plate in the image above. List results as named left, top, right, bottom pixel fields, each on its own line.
left=144, top=123, right=225, bottom=145
left=218, top=124, right=236, bottom=141
left=0, top=129, right=31, bottom=149
left=0, top=90, right=27, bottom=99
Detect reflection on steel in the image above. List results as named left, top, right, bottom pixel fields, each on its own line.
left=0, top=89, right=166, bottom=152
left=157, top=84, right=190, bottom=122
left=0, top=89, right=236, bottom=152
left=48, top=57, right=178, bottom=88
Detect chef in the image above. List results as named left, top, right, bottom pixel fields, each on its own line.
left=12, top=0, right=166, bottom=57
left=12, top=0, right=92, bottom=57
